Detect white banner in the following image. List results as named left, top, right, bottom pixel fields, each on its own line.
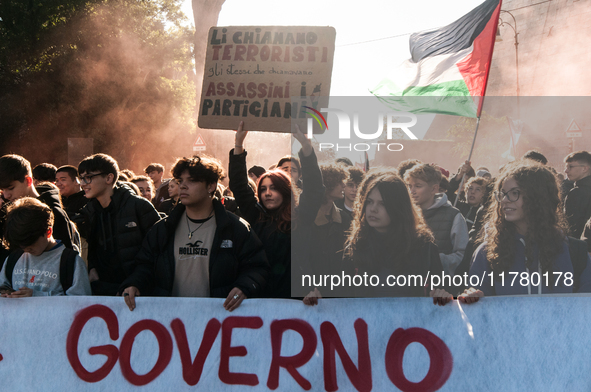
left=0, top=296, right=589, bottom=391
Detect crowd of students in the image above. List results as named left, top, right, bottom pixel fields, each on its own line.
left=1, top=121, right=591, bottom=309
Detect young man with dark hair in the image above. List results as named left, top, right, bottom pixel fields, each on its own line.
left=564, top=151, right=591, bottom=238
left=456, top=176, right=488, bottom=231
left=55, top=165, right=89, bottom=263
left=77, top=153, right=160, bottom=295
left=0, top=155, right=80, bottom=251
left=304, top=164, right=350, bottom=270
left=32, top=163, right=57, bottom=185
left=145, top=163, right=170, bottom=210
left=121, top=155, right=269, bottom=312
left=247, top=165, right=266, bottom=184
left=277, top=156, right=302, bottom=188
left=446, top=160, right=475, bottom=203
left=0, top=197, right=91, bottom=296
left=145, top=163, right=164, bottom=178
left=55, top=165, right=87, bottom=218
left=405, top=163, right=468, bottom=275
left=522, top=150, right=548, bottom=165
left=335, top=166, right=364, bottom=220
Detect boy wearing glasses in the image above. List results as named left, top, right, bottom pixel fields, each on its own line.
left=0, top=154, right=80, bottom=252
left=77, top=153, right=160, bottom=295
left=563, top=151, right=591, bottom=239
left=405, top=163, right=468, bottom=275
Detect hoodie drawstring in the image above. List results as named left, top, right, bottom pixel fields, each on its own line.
left=100, top=213, right=107, bottom=251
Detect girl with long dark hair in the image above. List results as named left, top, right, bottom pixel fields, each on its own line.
left=229, top=121, right=324, bottom=299
left=345, top=172, right=451, bottom=302
left=462, top=162, right=591, bottom=303
left=255, top=170, right=293, bottom=233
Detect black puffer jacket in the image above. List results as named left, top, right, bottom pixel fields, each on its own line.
left=120, top=198, right=270, bottom=299
left=77, top=183, right=160, bottom=285
left=36, top=184, right=80, bottom=251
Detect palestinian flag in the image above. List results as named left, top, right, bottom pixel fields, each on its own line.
left=371, top=0, right=502, bottom=118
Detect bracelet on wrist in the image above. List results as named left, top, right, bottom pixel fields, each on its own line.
left=235, top=145, right=243, bottom=148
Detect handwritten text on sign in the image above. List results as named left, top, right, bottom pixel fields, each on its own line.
left=198, top=26, right=335, bottom=132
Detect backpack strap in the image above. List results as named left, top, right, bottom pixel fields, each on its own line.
left=567, top=236, right=588, bottom=292
left=60, top=247, right=79, bottom=293
left=4, top=249, right=24, bottom=288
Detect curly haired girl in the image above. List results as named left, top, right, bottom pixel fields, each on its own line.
left=462, top=162, right=591, bottom=303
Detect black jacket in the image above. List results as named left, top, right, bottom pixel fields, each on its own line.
left=153, top=179, right=171, bottom=211
left=158, top=198, right=179, bottom=216
left=456, top=201, right=479, bottom=231
left=303, top=205, right=352, bottom=271
left=229, top=148, right=325, bottom=299
left=446, top=172, right=465, bottom=204
left=61, top=190, right=88, bottom=220
left=36, top=184, right=80, bottom=251
left=347, top=233, right=443, bottom=297
left=334, top=198, right=353, bottom=221
left=120, top=198, right=270, bottom=299
left=564, top=175, right=591, bottom=238
left=78, top=183, right=160, bottom=288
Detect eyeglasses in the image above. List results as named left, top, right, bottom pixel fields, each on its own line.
left=494, top=189, right=521, bottom=202
left=78, top=173, right=107, bottom=184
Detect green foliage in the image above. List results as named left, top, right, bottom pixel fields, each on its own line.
left=0, top=0, right=196, bottom=169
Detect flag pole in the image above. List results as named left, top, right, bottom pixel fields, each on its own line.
left=509, top=119, right=517, bottom=158
left=453, top=0, right=502, bottom=206
left=454, top=116, right=481, bottom=207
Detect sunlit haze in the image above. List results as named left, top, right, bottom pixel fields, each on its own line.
left=182, top=0, right=484, bottom=96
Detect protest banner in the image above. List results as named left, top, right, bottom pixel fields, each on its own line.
left=1, top=296, right=589, bottom=391
left=198, top=26, right=335, bottom=133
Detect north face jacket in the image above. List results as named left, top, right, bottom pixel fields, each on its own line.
left=77, top=182, right=160, bottom=290
left=120, top=198, right=270, bottom=299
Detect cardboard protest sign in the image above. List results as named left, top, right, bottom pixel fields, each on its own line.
left=198, top=26, right=335, bottom=133
left=2, top=296, right=591, bottom=391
